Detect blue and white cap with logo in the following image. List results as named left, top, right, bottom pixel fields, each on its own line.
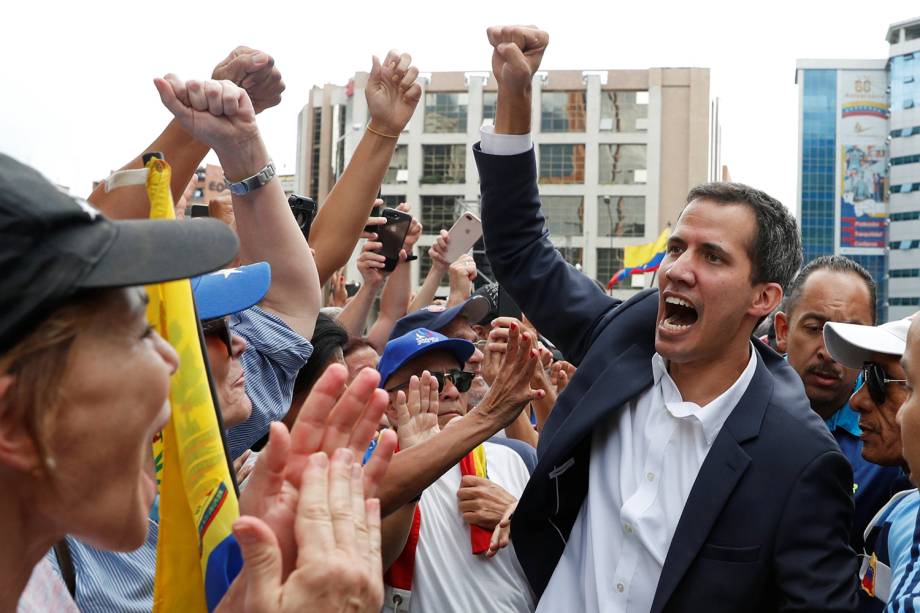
left=378, top=328, right=475, bottom=388
left=388, top=295, right=490, bottom=341
left=191, top=261, right=271, bottom=320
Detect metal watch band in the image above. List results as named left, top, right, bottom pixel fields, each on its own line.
left=226, top=160, right=276, bottom=195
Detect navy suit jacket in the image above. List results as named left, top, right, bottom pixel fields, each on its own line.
left=475, top=146, right=858, bottom=612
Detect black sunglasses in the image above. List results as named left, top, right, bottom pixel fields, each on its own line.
left=388, top=369, right=475, bottom=394
left=860, top=362, right=908, bottom=406
left=201, top=317, right=232, bottom=357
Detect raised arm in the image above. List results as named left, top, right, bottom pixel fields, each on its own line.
left=477, top=26, right=616, bottom=363
left=406, top=230, right=450, bottom=313
left=154, top=75, right=320, bottom=339
left=89, top=47, right=283, bottom=220
left=310, top=51, right=421, bottom=285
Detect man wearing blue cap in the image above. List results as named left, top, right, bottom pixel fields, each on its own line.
left=377, top=328, right=535, bottom=613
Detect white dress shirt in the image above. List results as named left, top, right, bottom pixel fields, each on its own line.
left=537, top=348, right=758, bottom=612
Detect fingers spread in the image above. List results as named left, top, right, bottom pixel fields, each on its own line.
left=328, top=448, right=357, bottom=553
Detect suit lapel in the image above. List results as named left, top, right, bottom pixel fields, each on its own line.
left=650, top=349, right=774, bottom=613
left=537, top=341, right=654, bottom=474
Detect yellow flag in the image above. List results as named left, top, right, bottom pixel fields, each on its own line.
left=145, top=156, right=240, bottom=613
left=624, top=227, right=670, bottom=268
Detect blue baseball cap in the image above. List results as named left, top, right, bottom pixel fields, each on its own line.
left=378, top=328, right=475, bottom=388
left=191, top=261, right=271, bottom=320
left=389, top=295, right=490, bottom=341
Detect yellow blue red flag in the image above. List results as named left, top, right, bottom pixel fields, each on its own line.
left=607, top=227, right=670, bottom=289
left=144, top=156, right=240, bottom=613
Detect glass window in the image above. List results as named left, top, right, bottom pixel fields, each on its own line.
left=541, top=91, right=587, bottom=132
left=597, top=196, right=645, bottom=237
left=421, top=195, right=463, bottom=234
left=482, top=92, right=497, bottom=126
left=424, top=92, right=468, bottom=133
left=421, top=145, right=466, bottom=184
left=540, top=196, right=584, bottom=236
left=310, top=107, right=322, bottom=199
left=539, top=144, right=585, bottom=184
left=600, top=91, right=648, bottom=132
left=596, top=248, right=625, bottom=286
left=598, top=145, right=647, bottom=184
left=556, top=247, right=584, bottom=269
left=384, top=146, right=408, bottom=183
left=379, top=195, right=406, bottom=209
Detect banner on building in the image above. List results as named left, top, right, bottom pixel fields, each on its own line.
left=836, top=70, right=889, bottom=252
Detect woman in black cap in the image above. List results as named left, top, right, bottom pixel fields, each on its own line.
left=0, top=150, right=391, bottom=611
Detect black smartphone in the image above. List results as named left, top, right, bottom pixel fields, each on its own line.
left=345, top=282, right=361, bottom=297
left=289, top=195, right=318, bottom=241
left=497, top=285, right=522, bottom=320
left=364, top=204, right=383, bottom=233
left=189, top=204, right=210, bottom=218
left=375, top=208, right=412, bottom=272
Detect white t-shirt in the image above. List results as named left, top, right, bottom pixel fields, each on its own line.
left=410, top=442, right=535, bottom=612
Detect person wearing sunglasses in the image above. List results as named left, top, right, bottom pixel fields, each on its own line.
left=825, top=317, right=920, bottom=610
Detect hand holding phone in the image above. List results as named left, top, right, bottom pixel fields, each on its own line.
left=375, top=208, right=413, bottom=272
left=288, top=194, right=317, bottom=241
left=444, top=212, right=483, bottom=264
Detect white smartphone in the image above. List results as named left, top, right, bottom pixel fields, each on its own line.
left=444, top=212, right=483, bottom=263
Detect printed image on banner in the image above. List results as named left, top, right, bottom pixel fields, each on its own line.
left=836, top=70, right=889, bottom=250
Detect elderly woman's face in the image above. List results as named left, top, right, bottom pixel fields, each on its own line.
left=46, top=288, right=178, bottom=551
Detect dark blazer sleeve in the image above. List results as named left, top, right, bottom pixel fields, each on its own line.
left=774, top=449, right=859, bottom=612
left=474, top=145, right=618, bottom=364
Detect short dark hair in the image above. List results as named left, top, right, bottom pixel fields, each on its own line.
left=781, top=255, right=877, bottom=323
left=344, top=336, right=378, bottom=358
left=685, top=182, right=802, bottom=291
left=293, top=313, right=349, bottom=397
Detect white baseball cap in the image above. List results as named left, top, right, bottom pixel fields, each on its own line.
left=824, top=318, right=913, bottom=369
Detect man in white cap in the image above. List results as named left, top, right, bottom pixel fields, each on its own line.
left=824, top=317, right=916, bottom=609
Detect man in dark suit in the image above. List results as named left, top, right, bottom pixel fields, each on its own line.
left=476, top=25, right=858, bottom=613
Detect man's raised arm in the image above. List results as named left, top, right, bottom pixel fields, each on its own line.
left=88, top=47, right=283, bottom=220
left=476, top=26, right=615, bottom=363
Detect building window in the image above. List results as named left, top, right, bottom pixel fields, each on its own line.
left=597, top=196, right=645, bottom=237
left=421, top=145, right=466, bottom=184
left=384, top=146, right=408, bottom=184
left=556, top=247, right=584, bottom=269
left=193, top=187, right=204, bottom=200
left=310, top=107, right=322, bottom=199
left=421, top=195, right=464, bottom=234
left=483, top=92, right=497, bottom=126
left=596, top=248, right=625, bottom=286
left=600, top=91, right=648, bottom=132
left=540, top=196, right=584, bottom=236
left=891, top=268, right=920, bottom=278
left=541, top=91, right=587, bottom=132
left=539, top=144, right=585, bottom=184
left=424, top=93, right=468, bottom=133
left=598, top=145, right=647, bottom=184
left=379, top=195, right=406, bottom=209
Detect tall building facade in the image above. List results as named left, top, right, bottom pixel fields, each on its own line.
left=298, top=69, right=719, bottom=293
left=796, top=16, right=920, bottom=321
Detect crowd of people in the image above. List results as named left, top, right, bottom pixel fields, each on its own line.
left=3, top=24, right=920, bottom=613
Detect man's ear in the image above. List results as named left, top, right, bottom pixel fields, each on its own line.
left=774, top=311, right=789, bottom=354
left=0, top=374, right=42, bottom=472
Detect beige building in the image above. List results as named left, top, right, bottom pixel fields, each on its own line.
left=297, top=69, right=718, bottom=292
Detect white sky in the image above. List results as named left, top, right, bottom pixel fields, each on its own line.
left=2, top=0, right=916, bottom=211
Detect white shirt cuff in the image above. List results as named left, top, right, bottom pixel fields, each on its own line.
left=479, top=125, right=532, bottom=156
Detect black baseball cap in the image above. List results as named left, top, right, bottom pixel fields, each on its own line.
left=0, top=154, right=239, bottom=353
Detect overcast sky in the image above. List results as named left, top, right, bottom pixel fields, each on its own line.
left=2, top=0, right=916, bottom=212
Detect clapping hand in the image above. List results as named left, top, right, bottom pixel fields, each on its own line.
left=392, top=371, right=440, bottom=449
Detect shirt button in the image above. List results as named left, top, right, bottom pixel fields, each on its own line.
left=623, top=522, right=633, bottom=534
left=647, top=472, right=655, bottom=481
left=616, top=583, right=625, bottom=593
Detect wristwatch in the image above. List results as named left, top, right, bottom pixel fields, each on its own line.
left=226, top=160, right=276, bottom=195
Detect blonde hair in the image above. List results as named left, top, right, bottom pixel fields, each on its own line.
left=0, top=289, right=116, bottom=469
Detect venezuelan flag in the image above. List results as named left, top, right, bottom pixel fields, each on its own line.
left=459, top=445, right=491, bottom=554
left=144, top=155, right=240, bottom=613
left=607, top=227, right=670, bottom=289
